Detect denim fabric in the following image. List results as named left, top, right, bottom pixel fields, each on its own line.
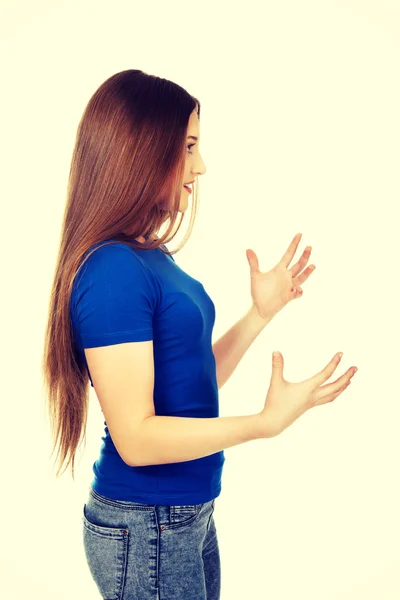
left=82, top=486, right=220, bottom=599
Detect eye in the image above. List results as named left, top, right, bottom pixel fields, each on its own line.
left=186, top=144, right=195, bottom=155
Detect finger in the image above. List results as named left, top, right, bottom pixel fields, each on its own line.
left=290, top=286, right=303, bottom=298
left=279, top=233, right=302, bottom=268
left=290, top=247, right=312, bottom=278
left=314, top=380, right=352, bottom=407
left=246, top=249, right=260, bottom=274
left=294, top=264, right=316, bottom=286
left=314, top=367, right=356, bottom=402
left=307, top=352, right=344, bottom=388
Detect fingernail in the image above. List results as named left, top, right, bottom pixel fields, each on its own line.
left=338, top=352, right=343, bottom=359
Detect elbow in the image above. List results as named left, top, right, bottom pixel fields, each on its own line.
left=123, top=417, right=153, bottom=467
left=124, top=450, right=141, bottom=467
left=127, top=458, right=149, bottom=468
left=118, top=446, right=141, bottom=467
left=124, top=447, right=147, bottom=467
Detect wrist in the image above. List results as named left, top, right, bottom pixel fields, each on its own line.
left=255, top=410, right=278, bottom=439
left=248, top=304, right=275, bottom=328
left=253, top=412, right=271, bottom=439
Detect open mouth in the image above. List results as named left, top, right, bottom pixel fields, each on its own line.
left=183, top=185, right=192, bottom=194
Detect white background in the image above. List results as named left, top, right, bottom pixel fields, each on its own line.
left=1, top=0, right=399, bottom=598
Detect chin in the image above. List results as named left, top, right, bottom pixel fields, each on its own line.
left=178, top=198, right=188, bottom=213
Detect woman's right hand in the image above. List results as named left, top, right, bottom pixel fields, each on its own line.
left=258, top=351, right=358, bottom=438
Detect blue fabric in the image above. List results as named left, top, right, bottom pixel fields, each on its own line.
left=70, top=239, right=225, bottom=505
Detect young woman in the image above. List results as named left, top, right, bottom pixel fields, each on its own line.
left=42, top=69, right=357, bottom=600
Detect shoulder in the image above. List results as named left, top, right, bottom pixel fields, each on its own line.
left=77, top=241, right=147, bottom=276
left=73, top=241, right=160, bottom=302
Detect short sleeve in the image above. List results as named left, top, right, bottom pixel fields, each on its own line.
left=72, top=244, right=159, bottom=349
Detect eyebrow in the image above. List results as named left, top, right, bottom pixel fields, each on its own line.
left=187, top=135, right=198, bottom=141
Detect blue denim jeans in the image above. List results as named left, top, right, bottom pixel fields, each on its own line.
left=82, top=486, right=220, bottom=599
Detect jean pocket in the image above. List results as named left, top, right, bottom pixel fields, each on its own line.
left=82, top=504, right=129, bottom=600
left=169, top=503, right=203, bottom=529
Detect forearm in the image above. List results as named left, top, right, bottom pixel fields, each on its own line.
left=131, top=413, right=265, bottom=467
left=213, top=304, right=272, bottom=390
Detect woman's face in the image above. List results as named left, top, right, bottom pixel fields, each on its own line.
left=132, top=110, right=207, bottom=243
left=179, top=109, right=206, bottom=212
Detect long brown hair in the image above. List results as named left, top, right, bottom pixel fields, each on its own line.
left=41, top=69, right=201, bottom=478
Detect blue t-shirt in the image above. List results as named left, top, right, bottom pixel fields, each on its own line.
left=70, top=238, right=225, bottom=505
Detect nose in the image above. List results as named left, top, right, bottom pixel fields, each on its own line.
left=192, top=154, right=207, bottom=177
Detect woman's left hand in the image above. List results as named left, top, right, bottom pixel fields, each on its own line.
left=246, top=233, right=316, bottom=320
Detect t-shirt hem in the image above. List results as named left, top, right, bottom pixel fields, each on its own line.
left=81, top=329, right=153, bottom=347
left=90, top=479, right=221, bottom=506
